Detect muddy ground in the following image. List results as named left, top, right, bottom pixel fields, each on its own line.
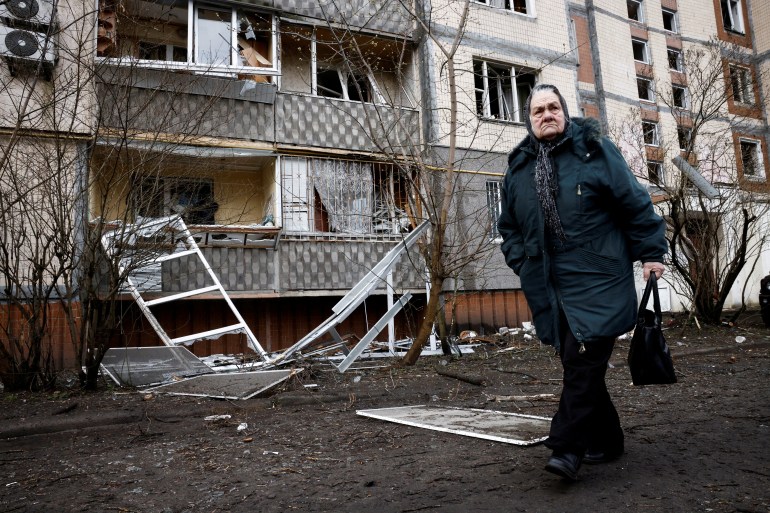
left=1, top=312, right=769, bottom=513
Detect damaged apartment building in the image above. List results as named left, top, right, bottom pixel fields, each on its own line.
left=1, top=0, right=769, bottom=367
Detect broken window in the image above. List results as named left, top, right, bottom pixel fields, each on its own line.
left=486, top=180, right=502, bottom=239
left=647, top=161, right=663, bottom=185
left=133, top=177, right=217, bottom=225
left=316, top=67, right=375, bottom=103
left=677, top=126, right=693, bottom=152
left=472, top=0, right=534, bottom=15
left=740, top=139, right=765, bottom=179
left=729, top=65, right=754, bottom=105
left=474, top=59, right=536, bottom=122
left=637, top=77, right=654, bottom=102
left=631, top=39, right=649, bottom=63
left=627, top=0, right=644, bottom=22
left=281, top=157, right=411, bottom=235
left=98, top=0, right=276, bottom=77
left=721, top=0, right=745, bottom=34
left=662, top=8, right=678, bottom=32
left=642, top=121, right=659, bottom=146
left=668, top=48, right=683, bottom=72
left=672, top=85, right=688, bottom=109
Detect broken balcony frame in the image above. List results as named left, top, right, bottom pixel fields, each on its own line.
left=269, top=220, right=429, bottom=371
left=101, top=215, right=270, bottom=360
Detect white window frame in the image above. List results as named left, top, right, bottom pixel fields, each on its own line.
left=472, top=0, right=536, bottom=17
left=98, top=0, right=279, bottom=78
left=721, top=0, right=745, bottom=34
left=632, top=38, right=650, bottom=64
left=642, top=121, right=659, bottom=146
left=627, top=0, right=644, bottom=22
left=486, top=180, right=503, bottom=240
left=677, top=126, right=693, bottom=152
left=647, top=161, right=663, bottom=185
left=637, top=76, right=655, bottom=102
left=662, top=8, right=678, bottom=33
left=672, top=84, right=688, bottom=109
left=730, top=64, right=754, bottom=105
left=667, top=48, right=683, bottom=72
left=739, top=139, right=766, bottom=179
left=475, top=59, right=535, bottom=123
left=314, top=65, right=384, bottom=104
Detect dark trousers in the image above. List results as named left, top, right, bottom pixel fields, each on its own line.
left=544, top=316, right=624, bottom=454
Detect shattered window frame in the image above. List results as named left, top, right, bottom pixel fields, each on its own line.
left=97, top=0, right=278, bottom=79
left=647, top=160, right=664, bottom=185
left=472, top=0, right=536, bottom=16
left=637, top=76, right=654, bottom=102
left=132, top=176, right=217, bottom=225
left=280, top=157, right=412, bottom=235
left=729, top=64, right=754, bottom=105
left=642, top=121, right=659, bottom=146
left=721, top=0, right=745, bottom=34
left=474, top=59, right=536, bottom=123
left=739, top=139, right=765, bottom=180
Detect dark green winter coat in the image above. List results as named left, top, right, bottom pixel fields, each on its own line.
left=498, top=117, right=667, bottom=348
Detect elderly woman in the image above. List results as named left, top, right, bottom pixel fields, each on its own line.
left=498, top=84, right=667, bottom=481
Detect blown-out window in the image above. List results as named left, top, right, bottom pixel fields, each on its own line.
left=642, top=121, right=659, bottom=146
left=98, top=0, right=276, bottom=78
left=627, top=0, right=644, bottom=22
left=672, top=85, right=688, bottom=108
left=740, top=139, right=765, bottom=179
left=668, top=48, right=683, bottom=72
left=473, top=0, right=535, bottom=16
left=662, top=8, right=678, bottom=33
left=281, top=157, right=411, bottom=234
left=647, top=161, right=663, bottom=185
left=133, top=177, right=217, bottom=225
left=474, top=59, right=536, bottom=123
left=729, top=65, right=754, bottom=105
left=677, top=127, right=693, bottom=152
left=632, top=39, right=650, bottom=63
left=637, top=77, right=654, bottom=102
left=721, top=0, right=745, bottom=34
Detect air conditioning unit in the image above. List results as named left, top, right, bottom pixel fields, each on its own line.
left=0, top=0, right=55, bottom=28
left=0, top=24, right=56, bottom=65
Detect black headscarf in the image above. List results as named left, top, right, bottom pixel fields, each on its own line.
left=524, top=84, right=571, bottom=246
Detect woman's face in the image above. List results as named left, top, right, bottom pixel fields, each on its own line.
left=529, top=90, right=566, bottom=141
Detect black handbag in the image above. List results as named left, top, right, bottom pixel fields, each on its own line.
left=628, top=273, right=677, bottom=386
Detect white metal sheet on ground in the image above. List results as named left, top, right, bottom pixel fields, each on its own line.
left=357, top=405, right=550, bottom=446
left=100, top=346, right=213, bottom=387
left=145, top=369, right=296, bottom=400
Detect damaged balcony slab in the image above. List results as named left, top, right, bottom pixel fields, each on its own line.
left=357, top=405, right=550, bottom=446
left=100, top=346, right=213, bottom=387
left=145, top=369, right=297, bottom=400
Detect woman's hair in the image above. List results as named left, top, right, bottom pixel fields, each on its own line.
left=523, top=84, right=571, bottom=139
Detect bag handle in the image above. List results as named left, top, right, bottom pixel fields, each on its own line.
left=638, top=273, right=662, bottom=326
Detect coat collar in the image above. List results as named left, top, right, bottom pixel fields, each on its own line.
left=507, top=117, right=603, bottom=170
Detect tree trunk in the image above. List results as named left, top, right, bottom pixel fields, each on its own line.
left=402, top=272, right=445, bottom=365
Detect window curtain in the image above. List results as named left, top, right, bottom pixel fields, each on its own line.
left=311, top=159, right=373, bottom=233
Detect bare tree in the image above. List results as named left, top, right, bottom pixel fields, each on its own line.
left=300, top=0, right=505, bottom=363
left=0, top=0, right=266, bottom=390
left=611, top=39, right=770, bottom=324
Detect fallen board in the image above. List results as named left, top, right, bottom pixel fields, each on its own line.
left=357, top=405, right=550, bottom=446
left=100, top=346, right=213, bottom=387
left=145, top=369, right=296, bottom=400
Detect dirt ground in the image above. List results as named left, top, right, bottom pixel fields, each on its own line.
left=1, top=311, right=769, bottom=513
